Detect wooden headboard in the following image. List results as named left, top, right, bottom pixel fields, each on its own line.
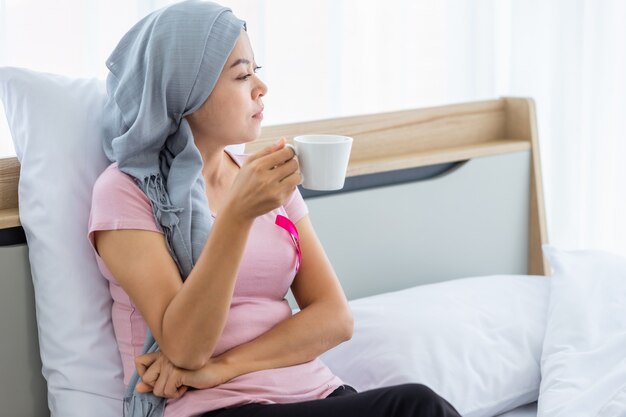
left=0, top=96, right=548, bottom=273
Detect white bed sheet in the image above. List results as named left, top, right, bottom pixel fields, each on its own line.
left=495, top=402, right=537, bottom=417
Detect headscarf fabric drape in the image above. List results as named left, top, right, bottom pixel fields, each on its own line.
left=101, top=1, right=245, bottom=415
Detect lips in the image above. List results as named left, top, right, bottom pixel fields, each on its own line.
left=252, top=109, right=264, bottom=120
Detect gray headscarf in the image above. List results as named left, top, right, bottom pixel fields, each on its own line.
left=101, top=1, right=245, bottom=415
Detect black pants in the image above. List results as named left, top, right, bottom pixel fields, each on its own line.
left=202, top=384, right=462, bottom=417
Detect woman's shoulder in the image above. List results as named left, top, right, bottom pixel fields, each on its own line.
left=90, top=163, right=162, bottom=234
left=91, top=163, right=155, bottom=219
left=93, top=163, right=148, bottom=203
left=94, top=162, right=136, bottom=189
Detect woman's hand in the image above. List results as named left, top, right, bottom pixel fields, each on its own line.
left=224, top=138, right=300, bottom=220
left=134, top=351, right=233, bottom=399
left=134, top=351, right=188, bottom=399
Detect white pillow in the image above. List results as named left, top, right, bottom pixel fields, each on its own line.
left=321, top=274, right=550, bottom=417
left=0, top=66, right=123, bottom=417
left=0, top=66, right=244, bottom=416
left=538, top=245, right=626, bottom=416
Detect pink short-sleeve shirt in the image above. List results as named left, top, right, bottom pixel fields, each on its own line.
left=88, top=151, right=342, bottom=417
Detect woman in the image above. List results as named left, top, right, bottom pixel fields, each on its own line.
left=89, top=1, right=461, bottom=416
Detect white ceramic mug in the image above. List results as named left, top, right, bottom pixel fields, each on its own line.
left=286, top=134, right=353, bottom=191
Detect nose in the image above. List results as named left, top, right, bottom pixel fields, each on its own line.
left=254, top=77, right=268, bottom=99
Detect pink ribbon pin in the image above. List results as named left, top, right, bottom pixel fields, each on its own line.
left=275, top=214, right=301, bottom=272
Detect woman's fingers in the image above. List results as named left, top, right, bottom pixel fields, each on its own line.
left=244, top=140, right=295, bottom=173
left=135, top=381, right=153, bottom=393
left=140, top=356, right=163, bottom=387
left=162, top=373, right=187, bottom=399
left=173, top=385, right=189, bottom=399
left=281, top=169, right=302, bottom=188
left=152, top=367, right=170, bottom=398
left=273, top=157, right=299, bottom=182
left=133, top=352, right=190, bottom=399
left=135, top=352, right=161, bottom=377
left=259, top=145, right=297, bottom=171
left=246, top=138, right=284, bottom=164
left=153, top=367, right=187, bottom=399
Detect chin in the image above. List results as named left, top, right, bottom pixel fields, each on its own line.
left=235, top=123, right=262, bottom=144
left=247, top=127, right=263, bottom=141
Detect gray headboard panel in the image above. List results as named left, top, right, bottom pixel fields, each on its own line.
left=304, top=151, right=531, bottom=301
left=0, top=244, right=48, bottom=417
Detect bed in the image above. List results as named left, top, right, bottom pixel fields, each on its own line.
left=1, top=67, right=625, bottom=417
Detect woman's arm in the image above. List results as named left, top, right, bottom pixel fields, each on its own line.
left=134, top=214, right=353, bottom=397
left=205, top=214, right=353, bottom=380
left=96, top=143, right=299, bottom=371
left=97, top=209, right=252, bottom=371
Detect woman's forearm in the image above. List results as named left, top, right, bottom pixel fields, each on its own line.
left=215, top=300, right=353, bottom=379
left=160, top=211, right=253, bottom=370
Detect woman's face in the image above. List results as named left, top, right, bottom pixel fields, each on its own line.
left=187, top=30, right=267, bottom=148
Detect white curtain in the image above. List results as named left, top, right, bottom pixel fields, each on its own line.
left=519, top=0, right=626, bottom=256
left=1, top=0, right=625, bottom=255
left=447, top=0, right=626, bottom=256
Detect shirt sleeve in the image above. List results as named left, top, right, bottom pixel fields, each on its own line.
left=283, top=186, right=309, bottom=224
left=88, top=165, right=163, bottom=250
